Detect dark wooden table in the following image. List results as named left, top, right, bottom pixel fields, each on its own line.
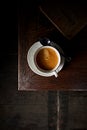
left=39, top=0, right=87, bottom=40
left=18, top=5, right=87, bottom=90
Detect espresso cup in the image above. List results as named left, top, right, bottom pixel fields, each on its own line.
left=34, top=46, right=61, bottom=77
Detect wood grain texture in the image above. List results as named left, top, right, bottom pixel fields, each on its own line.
left=39, top=0, right=87, bottom=39
left=18, top=6, right=87, bottom=90
left=59, top=91, right=87, bottom=130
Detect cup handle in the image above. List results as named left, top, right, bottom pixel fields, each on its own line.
left=53, top=71, right=58, bottom=78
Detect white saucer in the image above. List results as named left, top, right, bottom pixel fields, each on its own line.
left=27, top=41, right=65, bottom=77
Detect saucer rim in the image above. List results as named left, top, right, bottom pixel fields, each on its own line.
left=27, top=41, right=65, bottom=77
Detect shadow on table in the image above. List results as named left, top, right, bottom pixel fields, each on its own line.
left=45, top=25, right=87, bottom=59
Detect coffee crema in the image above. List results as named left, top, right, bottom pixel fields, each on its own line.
left=36, top=48, right=58, bottom=70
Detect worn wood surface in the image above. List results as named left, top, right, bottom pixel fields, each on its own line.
left=18, top=4, right=87, bottom=90
left=59, top=91, right=87, bottom=130
left=39, top=0, right=87, bottom=39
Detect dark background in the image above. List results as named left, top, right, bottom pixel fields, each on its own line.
left=0, top=0, right=87, bottom=130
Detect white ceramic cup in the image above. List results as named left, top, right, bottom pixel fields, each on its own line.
left=34, top=46, right=61, bottom=77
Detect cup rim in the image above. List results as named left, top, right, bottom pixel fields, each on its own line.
left=34, top=46, right=61, bottom=74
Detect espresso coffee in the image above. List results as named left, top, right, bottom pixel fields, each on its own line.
left=36, top=48, right=58, bottom=70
